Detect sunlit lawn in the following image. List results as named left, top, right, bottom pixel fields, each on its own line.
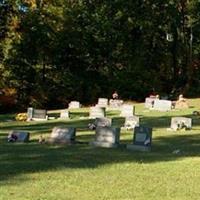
left=0, top=99, right=200, bottom=200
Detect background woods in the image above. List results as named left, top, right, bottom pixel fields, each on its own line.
left=0, top=0, right=200, bottom=111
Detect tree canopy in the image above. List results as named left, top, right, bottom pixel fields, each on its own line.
left=0, top=0, right=200, bottom=110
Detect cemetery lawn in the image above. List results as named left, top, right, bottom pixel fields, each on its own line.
left=0, top=99, right=200, bottom=200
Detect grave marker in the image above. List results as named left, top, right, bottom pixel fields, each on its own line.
left=153, top=100, right=172, bottom=111
left=27, top=108, right=48, bottom=121
left=94, top=117, right=112, bottom=127
left=48, top=127, right=76, bottom=144
left=170, top=117, right=192, bottom=131
left=59, top=109, right=69, bottom=119
left=127, top=126, right=152, bottom=152
left=89, top=107, right=105, bottom=118
left=97, top=98, right=108, bottom=108
left=68, top=101, right=81, bottom=109
left=8, top=130, right=30, bottom=142
left=120, top=104, right=135, bottom=117
left=124, top=116, right=140, bottom=130
left=90, top=127, right=120, bottom=148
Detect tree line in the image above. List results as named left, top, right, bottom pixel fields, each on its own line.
left=0, top=0, right=200, bottom=111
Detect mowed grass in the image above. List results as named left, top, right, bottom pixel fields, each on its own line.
left=0, top=99, right=200, bottom=200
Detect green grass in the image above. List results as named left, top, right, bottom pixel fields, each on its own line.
left=0, top=99, right=200, bottom=200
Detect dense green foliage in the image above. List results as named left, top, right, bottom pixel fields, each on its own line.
left=1, top=0, right=200, bottom=109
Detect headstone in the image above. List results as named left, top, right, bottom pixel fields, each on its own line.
left=127, top=126, right=152, bottom=152
left=94, top=117, right=112, bottom=127
left=96, top=98, right=108, bottom=108
left=68, top=101, right=81, bottom=109
left=109, top=99, right=123, bottom=109
left=145, top=97, right=156, bottom=109
left=120, top=104, right=135, bottom=117
left=170, top=117, right=192, bottom=131
left=124, top=116, right=140, bottom=130
left=8, top=130, right=30, bottom=142
left=90, top=127, right=120, bottom=148
left=48, top=127, right=76, bottom=144
left=153, top=99, right=172, bottom=111
left=89, top=107, right=105, bottom=118
left=59, top=109, right=69, bottom=119
left=27, top=107, right=48, bottom=121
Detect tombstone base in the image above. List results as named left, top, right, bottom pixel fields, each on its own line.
left=90, top=141, right=118, bottom=148
left=126, top=144, right=151, bottom=152
left=46, top=138, right=75, bottom=145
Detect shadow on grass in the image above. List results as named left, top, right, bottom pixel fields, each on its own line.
left=0, top=112, right=200, bottom=183
left=0, top=132, right=200, bottom=183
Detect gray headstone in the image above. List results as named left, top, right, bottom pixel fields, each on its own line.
left=145, top=97, right=155, bottom=109
left=153, top=99, right=172, bottom=111
left=59, top=109, right=69, bottom=119
left=8, top=130, right=30, bottom=142
left=89, top=107, right=105, bottom=118
left=120, top=104, right=135, bottom=117
left=170, top=117, right=192, bottom=131
left=94, top=117, right=112, bottom=127
left=49, top=127, right=76, bottom=144
left=97, top=98, right=108, bottom=108
left=68, top=101, right=80, bottom=109
left=124, top=116, right=140, bottom=129
left=127, top=126, right=152, bottom=152
left=90, top=127, right=120, bottom=148
left=27, top=108, right=48, bottom=121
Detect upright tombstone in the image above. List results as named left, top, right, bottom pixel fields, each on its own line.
left=48, top=127, right=76, bottom=144
left=27, top=107, right=48, bottom=121
left=94, top=117, right=112, bottom=127
left=8, top=130, right=30, bottom=142
left=109, top=99, right=123, bottom=110
left=97, top=98, right=108, bottom=108
left=153, top=100, right=172, bottom=111
left=127, top=126, right=152, bottom=152
left=59, top=109, right=69, bottom=119
left=89, top=107, right=105, bottom=119
left=145, top=97, right=156, bottom=109
left=120, top=104, right=135, bottom=117
left=170, top=117, right=192, bottom=131
left=124, top=116, right=140, bottom=130
left=90, top=127, right=120, bottom=148
left=68, top=101, right=81, bottom=109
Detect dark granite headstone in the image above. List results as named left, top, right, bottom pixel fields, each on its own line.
left=8, top=130, right=30, bottom=142
left=90, top=127, right=120, bottom=148
left=127, top=126, right=152, bottom=151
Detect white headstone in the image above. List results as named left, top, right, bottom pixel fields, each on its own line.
left=120, top=104, right=135, bottom=117
left=59, top=109, right=69, bottom=119
left=124, top=116, right=140, bottom=129
left=68, top=101, right=81, bottom=109
left=89, top=107, right=105, bottom=118
left=145, top=97, right=156, bottom=109
left=27, top=108, right=48, bottom=121
left=170, top=117, right=192, bottom=131
left=96, top=98, right=108, bottom=108
left=109, top=99, right=123, bottom=109
left=153, top=99, right=172, bottom=111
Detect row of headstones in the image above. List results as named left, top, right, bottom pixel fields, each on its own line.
left=27, top=103, right=135, bottom=121
left=9, top=116, right=192, bottom=147
left=8, top=126, right=152, bottom=152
